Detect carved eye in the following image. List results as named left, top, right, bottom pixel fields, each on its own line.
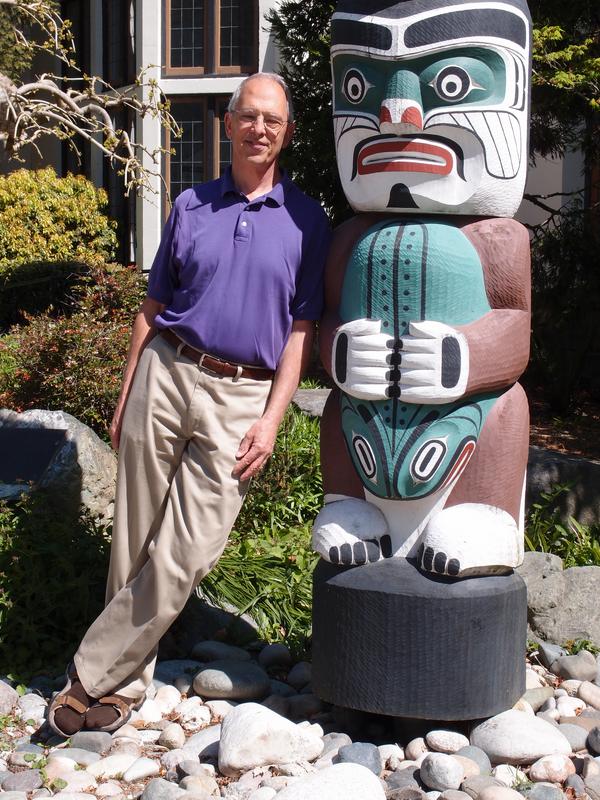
left=352, top=434, right=377, bottom=481
left=410, top=439, right=447, bottom=483
left=343, top=68, right=369, bottom=104
left=431, top=66, right=472, bottom=102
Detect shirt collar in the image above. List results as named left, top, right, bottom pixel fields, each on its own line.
left=220, top=166, right=287, bottom=207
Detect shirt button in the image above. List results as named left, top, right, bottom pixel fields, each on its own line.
left=241, top=221, right=247, bottom=227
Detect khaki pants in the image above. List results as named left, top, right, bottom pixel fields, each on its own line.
left=74, top=334, right=272, bottom=699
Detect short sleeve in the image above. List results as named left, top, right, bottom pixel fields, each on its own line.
left=147, top=201, right=182, bottom=304
left=290, top=208, right=331, bottom=321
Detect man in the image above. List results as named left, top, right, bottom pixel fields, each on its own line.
left=48, top=72, right=330, bottom=736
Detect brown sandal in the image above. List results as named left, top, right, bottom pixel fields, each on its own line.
left=48, top=664, right=92, bottom=737
left=84, top=693, right=139, bottom=732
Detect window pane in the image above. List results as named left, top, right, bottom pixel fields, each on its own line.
left=219, top=0, right=253, bottom=67
left=170, top=0, right=204, bottom=69
left=169, top=101, right=205, bottom=200
left=103, top=0, right=135, bottom=87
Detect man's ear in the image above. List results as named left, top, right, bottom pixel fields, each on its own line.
left=224, top=111, right=233, bottom=140
left=282, top=121, right=296, bottom=149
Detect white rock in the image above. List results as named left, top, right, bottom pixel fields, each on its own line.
left=379, top=743, right=405, bottom=769
left=160, top=749, right=186, bottom=771
left=122, top=757, right=161, bottom=783
left=406, top=737, right=429, bottom=760
left=420, top=754, right=464, bottom=791
left=108, top=738, right=142, bottom=758
left=182, top=724, right=222, bottom=760
left=137, top=697, right=163, bottom=723
left=154, top=685, right=182, bottom=716
left=512, top=699, right=535, bottom=716
left=52, top=794, right=97, bottom=800
left=175, top=697, right=212, bottom=731
left=556, top=696, right=585, bottom=716
left=579, top=681, right=600, bottom=710
left=87, top=754, right=139, bottom=779
left=218, top=703, right=324, bottom=777
left=45, top=757, right=78, bottom=779
left=526, top=670, right=544, bottom=689
left=427, top=731, right=470, bottom=754
left=271, top=763, right=385, bottom=799
left=297, top=720, right=324, bottom=739
left=112, top=724, right=141, bottom=741
left=561, top=680, right=583, bottom=696
left=426, top=793, right=441, bottom=800
left=95, top=781, right=124, bottom=797
left=470, top=710, right=572, bottom=765
left=205, top=700, right=237, bottom=719
left=529, top=754, right=576, bottom=783
left=248, top=789, right=277, bottom=800
left=478, top=787, right=524, bottom=800
left=454, top=755, right=481, bottom=779
left=52, top=772, right=98, bottom=794
left=492, top=764, right=528, bottom=787
left=158, top=722, right=186, bottom=750
left=138, top=730, right=162, bottom=744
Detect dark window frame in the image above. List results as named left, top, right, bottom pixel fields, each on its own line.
left=163, top=0, right=258, bottom=78
left=103, top=0, right=136, bottom=88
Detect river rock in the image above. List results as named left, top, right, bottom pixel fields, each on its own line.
left=386, top=766, right=421, bottom=791
left=272, top=762, right=385, bottom=799
left=580, top=682, right=600, bottom=710
left=193, top=661, right=270, bottom=701
left=218, top=703, right=323, bottom=777
left=379, top=743, right=405, bottom=769
left=406, top=738, right=429, bottom=760
left=491, top=764, right=527, bottom=787
left=190, top=641, right=251, bottom=663
left=182, top=725, right=221, bottom=760
left=556, top=723, right=588, bottom=752
left=556, top=696, right=585, bottom=717
left=565, top=774, right=586, bottom=796
left=561, top=680, right=583, bottom=696
left=70, top=731, right=113, bottom=754
left=49, top=748, right=101, bottom=767
left=454, top=756, right=481, bottom=779
left=521, top=688, right=554, bottom=712
left=122, top=757, right=161, bottom=782
left=552, top=652, right=598, bottom=682
left=159, top=723, right=186, bottom=750
left=427, top=732, right=470, bottom=754
left=258, top=644, right=293, bottom=670
left=456, top=747, right=492, bottom=775
left=175, top=697, right=212, bottom=731
left=523, top=783, right=564, bottom=800
left=588, top=727, right=600, bottom=754
left=286, top=662, right=311, bottom=690
left=479, top=789, right=524, bottom=800
left=87, top=754, right=139, bottom=779
left=153, top=685, right=182, bottom=716
left=529, top=754, right=576, bottom=783
left=204, top=700, right=237, bottom=719
left=470, top=710, right=572, bottom=765
left=460, top=776, right=505, bottom=799
left=336, top=742, right=381, bottom=775
left=142, top=778, right=186, bottom=800
left=420, top=754, right=464, bottom=791
left=179, top=772, right=219, bottom=795
left=0, top=680, right=19, bottom=716
left=2, top=770, right=44, bottom=792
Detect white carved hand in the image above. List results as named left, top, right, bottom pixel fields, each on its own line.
left=331, top=318, right=392, bottom=401
left=398, top=320, right=469, bottom=404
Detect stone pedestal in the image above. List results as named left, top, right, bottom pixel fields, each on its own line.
left=312, top=557, right=527, bottom=720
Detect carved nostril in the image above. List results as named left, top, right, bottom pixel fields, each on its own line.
left=379, top=106, right=393, bottom=125
left=401, top=107, right=423, bottom=129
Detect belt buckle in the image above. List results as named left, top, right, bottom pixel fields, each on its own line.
left=197, top=352, right=207, bottom=369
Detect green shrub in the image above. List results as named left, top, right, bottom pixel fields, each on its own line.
left=0, top=263, right=146, bottom=437
left=525, top=484, right=600, bottom=566
left=0, top=493, right=111, bottom=680
left=0, top=168, right=118, bottom=326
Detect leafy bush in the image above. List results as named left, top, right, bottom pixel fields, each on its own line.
left=0, top=493, right=111, bottom=680
left=0, top=168, right=118, bottom=326
left=0, top=263, right=146, bottom=437
left=525, top=484, right=600, bottom=566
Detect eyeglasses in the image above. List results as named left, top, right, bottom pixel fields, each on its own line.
left=231, top=108, right=289, bottom=135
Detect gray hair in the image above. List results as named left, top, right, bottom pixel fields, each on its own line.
left=227, top=72, right=295, bottom=122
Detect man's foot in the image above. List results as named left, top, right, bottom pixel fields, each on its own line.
left=312, top=497, right=392, bottom=565
left=85, top=694, right=141, bottom=732
left=48, top=664, right=93, bottom=737
left=418, top=503, right=523, bottom=577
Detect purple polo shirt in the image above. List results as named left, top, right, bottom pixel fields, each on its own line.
left=147, top=169, right=330, bottom=371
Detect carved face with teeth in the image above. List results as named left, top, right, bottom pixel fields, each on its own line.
left=332, top=0, right=531, bottom=216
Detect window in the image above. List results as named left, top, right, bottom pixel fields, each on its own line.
left=103, top=109, right=136, bottom=265
left=165, top=96, right=231, bottom=208
left=61, top=0, right=91, bottom=178
left=164, top=0, right=257, bottom=76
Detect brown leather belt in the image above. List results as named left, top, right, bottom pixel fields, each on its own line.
left=160, top=329, right=274, bottom=381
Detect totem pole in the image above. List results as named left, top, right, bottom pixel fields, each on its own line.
left=311, top=0, right=532, bottom=720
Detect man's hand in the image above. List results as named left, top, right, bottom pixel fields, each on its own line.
left=233, top=416, right=279, bottom=481
left=109, top=405, right=125, bottom=451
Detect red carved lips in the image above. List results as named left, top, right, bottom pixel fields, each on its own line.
left=357, top=138, right=454, bottom=176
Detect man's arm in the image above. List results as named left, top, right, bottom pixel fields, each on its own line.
left=232, top=319, right=314, bottom=481
left=109, top=296, right=166, bottom=450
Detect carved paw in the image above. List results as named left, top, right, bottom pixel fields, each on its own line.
left=418, top=503, right=523, bottom=577
left=312, top=497, right=392, bottom=566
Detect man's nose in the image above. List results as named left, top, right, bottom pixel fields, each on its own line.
left=251, top=114, right=267, bottom=134
left=379, top=69, right=423, bottom=134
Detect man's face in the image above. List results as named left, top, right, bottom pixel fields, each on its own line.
left=225, top=78, right=294, bottom=171
left=332, top=0, right=531, bottom=216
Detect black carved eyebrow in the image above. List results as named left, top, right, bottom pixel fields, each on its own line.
left=331, top=18, right=393, bottom=50
left=405, top=9, right=527, bottom=49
